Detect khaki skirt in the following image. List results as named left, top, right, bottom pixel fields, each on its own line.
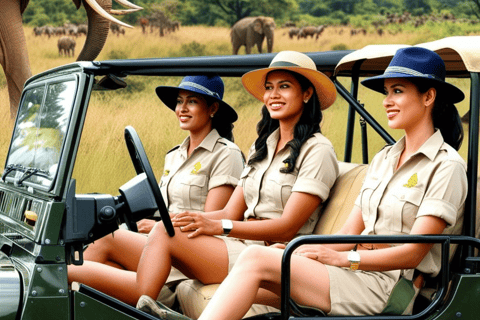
left=216, top=236, right=265, bottom=271
left=325, top=266, right=401, bottom=316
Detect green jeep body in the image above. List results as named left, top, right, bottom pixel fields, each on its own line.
left=1, top=36, right=480, bottom=320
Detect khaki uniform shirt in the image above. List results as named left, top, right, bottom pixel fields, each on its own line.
left=355, top=130, right=467, bottom=277
left=239, top=129, right=339, bottom=235
left=160, top=129, right=244, bottom=214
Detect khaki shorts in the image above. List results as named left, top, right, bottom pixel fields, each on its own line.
left=325, top=266, right=401, bottom=316
left=217, top=236, right=265, bottom=271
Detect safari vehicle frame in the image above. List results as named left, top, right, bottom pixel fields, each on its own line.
left=0, top=35, right=479, bottom=320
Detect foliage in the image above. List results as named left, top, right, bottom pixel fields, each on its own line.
left=17, top=0, right=480, bottom=30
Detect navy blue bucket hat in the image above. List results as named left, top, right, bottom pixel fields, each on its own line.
left=361, top=47, right=464, bottom=103
left=156, top=75, right=238, bottom=123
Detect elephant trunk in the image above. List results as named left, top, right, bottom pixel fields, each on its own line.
left=267, top=35, right=274, bottom=53
left=76, top=0, right=111, bottom=61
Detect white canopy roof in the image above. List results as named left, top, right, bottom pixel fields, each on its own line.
left=334, top=36, right=480, bottom=78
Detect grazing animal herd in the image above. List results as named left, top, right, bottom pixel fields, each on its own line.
left=33, top=11, right=476, bottom=59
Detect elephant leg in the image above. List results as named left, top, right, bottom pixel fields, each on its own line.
left=256, top=42, right=262, bottom=54
left=0, top=0, right=33, bottom=119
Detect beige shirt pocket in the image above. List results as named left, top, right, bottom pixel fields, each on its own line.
left=389, top=187, right=424, bottom=233
left=266, top=172, right=297, bottom=211
left=180, top=174, right=208, bottom=211
left=360, top=178, right=381, bottom=228
left=241, top=166, right=256, bottom=205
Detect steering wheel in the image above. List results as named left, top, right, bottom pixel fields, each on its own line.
left=123, top=126, right=175, bottom=237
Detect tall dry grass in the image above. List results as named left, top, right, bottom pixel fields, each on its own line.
left=0, top=25, right=474, bottom=194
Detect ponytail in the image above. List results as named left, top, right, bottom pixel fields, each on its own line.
left=410, top=79, right=464, bottom=150
left=205, top=97, right=235, bottom=142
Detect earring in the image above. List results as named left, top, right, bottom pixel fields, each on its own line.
left=304, top=99, right=309, bottom=103
left=210, top=114, right=214, bottom=118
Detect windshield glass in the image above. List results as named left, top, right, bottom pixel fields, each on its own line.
left=5, top=80, right=77, bottom=189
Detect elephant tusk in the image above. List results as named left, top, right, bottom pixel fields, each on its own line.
left=84, top=0, right=134, bottom=28
left=114, top=0, right=143, bottom=10
left=110, top=8, right=142, bottom=15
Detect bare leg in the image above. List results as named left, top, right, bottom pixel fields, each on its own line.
left=199, top=245, right=332, bottom=320
left=136, top=222, right=230, bottom=301
left=68, top=261, right=140, bottom=305
left=68, top=230, right=148, bottom=306
left=82, top=229, right=147, bottom=270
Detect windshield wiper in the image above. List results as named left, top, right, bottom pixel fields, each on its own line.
left=2, top=164, right=28, bottom=181
left=2, top=164, right=50, bottom=185
left=18, top=168, right=50, bottom=185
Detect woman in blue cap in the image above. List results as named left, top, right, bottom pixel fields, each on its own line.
left=68, top=75, right=244, bottom=305
left=194, top=47, right=468, bottom=319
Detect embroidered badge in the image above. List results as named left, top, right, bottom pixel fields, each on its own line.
left=163, top=170, right=170, bottom=176
left=191, top=162, right=202, bottom=174
left=403, top=173, right=418, bottom=188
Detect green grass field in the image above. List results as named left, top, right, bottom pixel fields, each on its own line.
left=0, top=24, right=475, bottom=194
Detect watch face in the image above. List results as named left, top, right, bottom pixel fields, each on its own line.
left=348, top=251, right=360, bottom=263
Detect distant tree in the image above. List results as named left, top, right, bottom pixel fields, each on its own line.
left=469, top=0, right=480, bottom=18
left=23, top=0, right=87, bottom=26
left=185, top=0, right=297, bottom=25
left=404, top=0, right=432, bottom=15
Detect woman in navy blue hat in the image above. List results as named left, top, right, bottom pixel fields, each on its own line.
left=68, top=75, right=244, bottom=306
left=194, top=47, right=468, bottom=319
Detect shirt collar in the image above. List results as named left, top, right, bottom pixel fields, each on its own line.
left=386, top=130, right=444, bottom=162
left=266, top=128, right=280, bottom=150
left=179, top=129, right=220, bottom=153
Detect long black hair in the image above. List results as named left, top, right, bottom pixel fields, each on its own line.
left=204, top=96, right=235, bottom=142
left=409, top=78, right=464, bottom=151
left=247, top=70, right=323, bottom=173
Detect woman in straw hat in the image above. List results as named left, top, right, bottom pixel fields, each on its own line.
left=195, top=47, right=468, bottom=319
left=68, top=75, right=243, bottom=305
left=132, top=50, right=339, bottom=317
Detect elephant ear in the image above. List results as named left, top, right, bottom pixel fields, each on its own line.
left=253, top=18, right=263, bottom=34
left=20, top=0, right=29, bottom=14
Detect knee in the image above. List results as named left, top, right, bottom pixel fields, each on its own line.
left=235, top=245, right=271, bottom=271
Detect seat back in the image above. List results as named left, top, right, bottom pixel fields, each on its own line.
left=313, top=162, right=368, bottom=235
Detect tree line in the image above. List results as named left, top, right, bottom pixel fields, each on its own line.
left=23, top=0, right=479, bottom=28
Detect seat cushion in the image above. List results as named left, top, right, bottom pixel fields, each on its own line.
left=313, top=162, right=367, bottom=235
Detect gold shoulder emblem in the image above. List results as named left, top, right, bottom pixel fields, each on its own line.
left=163, top=170, right=170, bottom=176
left=403, top=173, right=418, bottom=188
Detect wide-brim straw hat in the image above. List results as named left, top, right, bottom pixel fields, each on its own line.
left=241, top=51, right=337, bottom=110
left=156, top=75, right=238, bottom=123
left=361, top=47, right=464, bottom=103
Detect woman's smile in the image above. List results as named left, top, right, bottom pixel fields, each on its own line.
left=386, top=109, right=399, bottom=119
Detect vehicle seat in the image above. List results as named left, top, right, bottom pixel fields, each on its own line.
left=175, top=161, right=368, bottom=319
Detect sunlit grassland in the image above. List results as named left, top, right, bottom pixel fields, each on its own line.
left=0, top=24, right=475, bottom=194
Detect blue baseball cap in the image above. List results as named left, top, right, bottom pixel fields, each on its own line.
left=361, top=47, right=464, bottom=103
left=156, top=75, right=238, bottom=123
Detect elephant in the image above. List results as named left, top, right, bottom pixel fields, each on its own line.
left=0, top=0, right=142, bottom=119
left=288, top=27, right=299, bottom=39
left=58, top=36, right=76, bottom=57
left=297, top=26, right=318, bottom=39
left=231, top=16, right=275, bottom=55
left=298, top=25, right=325, bottom=40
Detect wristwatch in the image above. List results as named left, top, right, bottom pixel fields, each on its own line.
left=221, top=219, right=233, bottom=236
left=348, top=244, right=360, bottom=271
